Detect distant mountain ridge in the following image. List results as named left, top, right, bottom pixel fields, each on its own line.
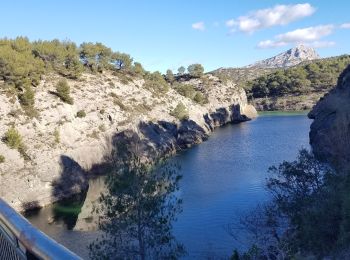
left=210, top=46, right=350, bottom=112
left=246, top=45, right=320, bottom=69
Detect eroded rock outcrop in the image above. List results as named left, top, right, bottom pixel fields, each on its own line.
left=308, top=65, right=350, bottom=169
left=0, top=72, right=256, bottom=211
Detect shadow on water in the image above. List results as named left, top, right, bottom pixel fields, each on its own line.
left=32, top=119, right=207, bottom=231
left=23, top=195, right=87, bottom=230
left=25, top=116, right=255, bottom=258
left=22, top=156, right=90, bottom=229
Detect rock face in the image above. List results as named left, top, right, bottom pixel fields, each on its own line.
left=0, top=72, right=257, bottom=211
left=308, top=65, right=350, bottom=169
left=247, top=44, right=320, bottom=69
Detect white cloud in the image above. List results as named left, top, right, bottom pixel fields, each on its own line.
left=227, top=3, right=315, bottom=33
left=257, top=40, right=288, bottom=49
left=340, top=23, right=350, bottom=29
left=276, top=25, right=334, bottom=42
left=192, top=22, right=205, bottom=31
left=257, top=25, right=335, bottom=49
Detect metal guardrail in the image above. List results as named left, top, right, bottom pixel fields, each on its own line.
left=0, top=199, right=82, bottom=260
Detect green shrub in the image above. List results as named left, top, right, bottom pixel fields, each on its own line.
left=188, top=63, right=204, bottom=78
left=76, top=110, right=86, bottom=118
left=165, top=69, right=175, bottom=83
left=33, top=39, right=83, bottom=78
left=18, top=86, right=39, bottom=117
left=18, top=86, right=35, bottom=107
left=0, top=37, right=45, bottom=88
left=3, top=127, right=23, bottom=149
left=132, top=62, right=145, bottom=77
left=144, top=71, right=169, bottom=94
left=22, top=106, right=39, bottom=118
left=53, top=129, right=60, bottom=143
left=170, top=102, right=189, bottom=121
left=173, top=83, right=207, bottom=104
left=193, top=92, right=207, bottom=104
left=178, top=66, right=186, bottom=75
left=2, top=127, right=29, bottom=160
left=174, top=84, right=196, bottom=99
left=0, top=155, right=5, bottom=163
left=56, top=79, right=73, bottom=104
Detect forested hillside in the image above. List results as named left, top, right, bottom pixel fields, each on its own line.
left=0, top=37, right=149, bottom=116
left=246, top=55, right=350, bottom=98
left=212, top=54, right=350, bottom=111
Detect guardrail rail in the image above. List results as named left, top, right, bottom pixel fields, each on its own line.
left=0, top=199, right=81, bottom=260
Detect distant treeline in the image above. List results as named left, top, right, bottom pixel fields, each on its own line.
left=0, top=37, right=174, bottom=117
left=0, top=37, right=209, bottom=118
left=0, top=37, right=146, bottom=87
left=246, top=55, right=350, bottom=98
left=0, top=37, right=206, bottom=90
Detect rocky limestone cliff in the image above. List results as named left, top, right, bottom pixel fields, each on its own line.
left=247, top=44, right=320, bottom=69
left=0, top=73, right=256, bottom=211
left=308, top=65, right=350, bottom=169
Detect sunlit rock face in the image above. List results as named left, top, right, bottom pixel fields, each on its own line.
left=308, top=65, right=350, bottom=169
left=74, top=177, right=106, bottom=231
left=247, top=44, right=320, bottom=69
left=0, top=72, right=256, bottom=211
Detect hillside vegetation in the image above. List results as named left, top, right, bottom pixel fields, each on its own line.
left=211, top=67, right=275, bottom=88
left=246, top=55, right=350, bottom=98
left=0, top=37, right=218, bottom=118
left=212, top=55, right=350, bottom=111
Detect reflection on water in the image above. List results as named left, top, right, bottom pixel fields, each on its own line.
left=25, top=114, right=311, bottom=259
left=25, top=182, right=102, bottom=259
left=24, top=193, right=86, bottom=230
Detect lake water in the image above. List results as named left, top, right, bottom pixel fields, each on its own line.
left=25, top=113, right=311, bottom=259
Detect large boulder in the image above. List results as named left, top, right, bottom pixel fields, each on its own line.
left=308, top=65, right=350, bottom=169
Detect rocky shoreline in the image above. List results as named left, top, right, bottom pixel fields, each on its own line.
left=0, top=72, right=256, bottom=211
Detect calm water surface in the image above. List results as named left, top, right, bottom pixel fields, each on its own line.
left=25, top=113, right=311, bottom=259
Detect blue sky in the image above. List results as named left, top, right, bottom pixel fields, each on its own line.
left=1, top=0, right=350, bottom=72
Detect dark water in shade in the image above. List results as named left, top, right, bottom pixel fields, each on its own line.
left=25, top=113, right=311, bottom=259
